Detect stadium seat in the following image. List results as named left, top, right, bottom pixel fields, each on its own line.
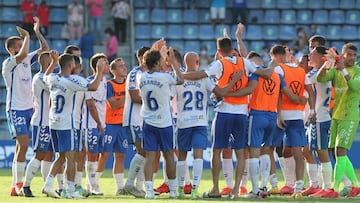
left=51, top=40, right=67, bottom=53
left=135, top=40, right=151, bottom=50
left=135, top=25, right=151, bottom=39
left=329, top=10, right=345, bottom=24
left=0, top=40, right=6, bottom=55
left=201, top=41, right=217, bottom=55
left=50, top=8, right=67, bottom=23
left=134, top=9, right=150, bottom=23
left=281, top=10, right=296, bottom=24
left=199, top=25, right=215, bottom=40
left=199, top=9, right=211, bottom=23
left=293, top=0, right=307, bottom=9
left=313, top=10, right=328, bottom=24
left=230, top=25, right=241, bottom=40
left=167, top=9, right=182, bottom=23
left=167, top=40, right=184, bottom=52
left=151, top=9, right=167, bottom=23
left=48, top=24, right=63, bottom=39
left=2, top=0, right=20, bottom=6
left=184, top=41, right=200, bottom=52
left=249, top=10, right=263, bottom=24
left=331, top=41, right=344, bottom=52
left=29, top=40, right=37, bottom=51
left=2, top=24, right=18, bottom=38
left=166, top=0, right=182, bottom=8
left=48, top=1, right=68, bottom=6
left=151, top=25, right=166, bottom=39
left=342, top=25, right=358, bottom=40
left=214, top=25, right=231, bottom=38
left=311, top=0, right=323, bottom=9
left=183, top=9, right=198, bottom=23
left=246, top=25, right=263, bottom=40
left=314, top=25, right=327, bottom=36
left=297, top=10, right=312, bottom=24
left=196, top=0, right=211, bottom=8
left=357, top=0, right=360, bottom=7
left=247, top=0, right=261, bottom=8
left=276, top=0, right=293, bottom=9
left=225, top=10, right=233, bottom=24
left=263, top=25, right=278, bottom=40
left=262, top=0, right=276, bottom=8
left=0, top=77, right=5, bottom=88
left=279, top=25, right=296, bottom=41
left=345, top=10, right=360, bottom=25
left=183, top=25, right=198, bottom=40
left=167, top=25, right=183, bottom=40
left=326, top=25, right=342, bottom=40
left=263, top=10, right=280, bottom=24
left=339, top=0, right=355, bottom=9
left=323, top=0, right=339, bottom=9
left=249, top=41, right=265, bottom=53
left=2, top=7, right=20, bottom=23
left=134, top=0, right=148, bottom=8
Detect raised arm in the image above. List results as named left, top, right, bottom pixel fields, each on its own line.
left=45, top=50, right=59, bottom=76
left=168, top=47, right=184, bottom=85
left=33, top=17, right=49, bottom=54
left=88, top=58, right=105, bottom=91
left=235, top=23, right=247, bottom=57
left=15, top=26, right=30, bottom=64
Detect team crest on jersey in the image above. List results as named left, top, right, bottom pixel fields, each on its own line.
left=263, top=79, right=276, bottom=95
left=229, top=73, right=242, bottom=91
left=289, top=81, right=302, bottom=96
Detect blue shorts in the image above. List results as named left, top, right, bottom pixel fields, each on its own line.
left=284, top=120, right=306, bottom=147
left=104, top=124, right=129, bottom=153
left=272, top=127, right=285, bottom=147
left=248, top=111, right=277, bottom=148
left=85, top=128, right=104, bottom=153
left=307, top=121, right=331, bottom=150
left=143, top=122, right=174, bottom=152
left=51, top=129, right=79, bottom=152
left=211, top=112, right=248, bottom=149
left=7, top=109, right=33, bottom=139
left=177, top=126, right=207, bottom=151
left=32, top=125, right=53, bottom=152
left=125, top=125, right=143, bottom=145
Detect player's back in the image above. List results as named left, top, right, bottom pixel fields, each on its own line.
left=31, top=72, right=50, bottom=126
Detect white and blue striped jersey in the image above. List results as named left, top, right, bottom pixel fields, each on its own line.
left=140, top=71, right=178, bottom=128
left=123, top=66, right=144, bottom=126
left=31, top=72, right=50, bottom=126
left=2, top=51, right=37, bottom=111
left=84, top=76, right=107, bottom=129
left=72, top=75, right=87, bottom=130
left=44, top=73, right=89, bottom=130
left=307, top=68, right=332, bottom=122
left=176, top=78, right=215, bottom=129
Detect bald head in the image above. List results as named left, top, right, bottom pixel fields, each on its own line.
left=184, top=52, right=199, bottom=72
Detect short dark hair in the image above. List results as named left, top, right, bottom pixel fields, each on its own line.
left=314, top=46, right=328, bottom=55
left=270, top=44, right=286, bottom=56
left=309, top=35, right=326, bottom=46
left=342, top=43, right=358, bottom=53
left=247, top=51, right=261, bottom=59
left=59, top=53, right=74, bottom=70
left=172, top=48, right=182, bottom=64
left=73, top=55, right=81, bottom=65
left=64, top=45, right=80, bottom=54
left=5, top=36, right=22, bottom=53
left=136, top=46, right=151, bottom=58
left=216, top=37, right=233, bottom=54
left=143, top=49, right=161, bottom=70
left=90, top=53, right=107, bottom=72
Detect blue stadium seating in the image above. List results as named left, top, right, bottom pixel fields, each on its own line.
left=184, top=41, right=200, bottom=52
left=323, top=0, right=339, bottom=9
left=2, top=0, right=20, bottom=6
left=326, top=25, right=342, bottom=40
left=0, top=77, right=6, bottom=88
left=0, top=40, right=6, bottom=55
left=262, top=0, right=276, bottom=8
left=345, top=10, right=360, bottom=25
left=263, top=25, right=278, bottom=40
left=199, top=25, right=215, bottom=40
left=214, top=25, right=231, bottom=38
left=183, top=9, right=198, bottom=23
left=248, top=10, right=263, bottom=24
left=134, top=0, right=148, bottom=8
left=201, top=41, right=217, bottom=55
left=315, top=25, right=327, bottom=35
left=247, top=0, right=261, bottom=8
left=135, top=40, right=151, bottom=50
left=293, top=0, right=307, bottom=9
left=135, top=25, right=151, bottom=39
left=281, top=10, right=296, bottom=24
left=279, top=26, right=296, bottom=41
left=2, top=24, right=17, bottom=38
left=331, top=41, right=344, bottom=52
left=50, top=8, right=67, bottom=23
left=167, top=9, right=182, bottom=23
left=198, top=9, right=211, bottom=23
left=134, top=9, right=149, bottom=23
left=339, top=0, right=355, bottom=9
left=246, top=25, right=263, bottom=40
left=276, top=0, right=293, bottom=9
left=51, top=40, right=67, bottom=53
left=225, top=10, right=233, bottom=24
left=311, top=0, right=323, bottom=9
left=313, top=10, right=328, bottom=24
left=297, top=10, right=312, bottom=24
left=183, top=25, right=198, bottom=40
left=166, top=0, right=182, bottom=8
left=342, top=25, right=358, bottom=40
left=263, top=10, right=280, bottom=24
left=357, top=0, right=360, bottom=7
left=230, top=25, right=241, bottom=40
left=151, top=9, right=167, bottom=23
left=48, top=24, right=63, bottom=39
left=48, top=1, right=68, bottom=6
left=2, top=7, right=20, bottom=23
left=249, top=41, right=265, bottom=53
left=167, top=25, right=183, bottom=40
left=196, top=0, right=211, bottom=8
left=329, top=10, right=345, bottom=24
left=151, top=25, right=166, bottom=39
left=167, top=40, right=184, bottom=52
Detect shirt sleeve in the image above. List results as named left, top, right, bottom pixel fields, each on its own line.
left=106, top=81, right=114, bottom=99
left=243, top=58, right=258, bottom=75
left=205, top=77, right=216, bottom=91
left=2, top=56, right=17, bottom=73
left=317, top=68, right=336, bottom=82
left=204, top=60, right=223, bottom=79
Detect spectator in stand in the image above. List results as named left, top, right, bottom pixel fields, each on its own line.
left=309, top=24, right=318, bottom=37
left=232, top=0, right=248, bottom=26
left=20, top=0, right=36, bottom=37
left=86, top=0, right=103, bottom=44
left=199, top=46, right=213, bottom=71
left=104, top=27, right=118, bottom=63
left=79, top=28, right=95, bottom=77
left=293, top=27, right=309, bottom=60
left=210, top=0, right=226, bottom=29
left=111, top=0, right=130, bottom=43
left=67, top=0, right=84, bottom=43
left=36, top=0, right=49, bottom=36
